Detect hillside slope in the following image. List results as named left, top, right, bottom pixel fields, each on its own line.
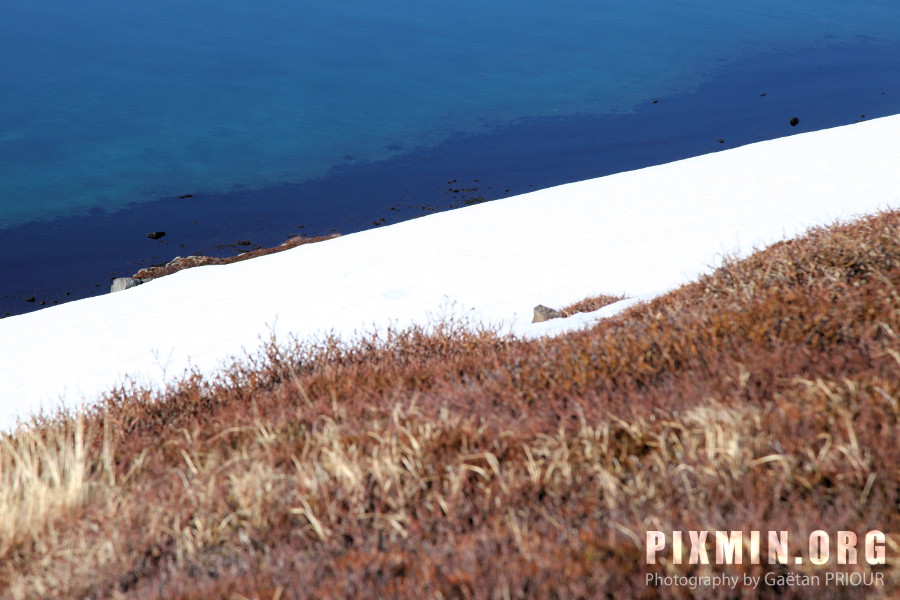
left=1, top=115, right=899, bottom=430
left=2, top=210, right=897, bottom=599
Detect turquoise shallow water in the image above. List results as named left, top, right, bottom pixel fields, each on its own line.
left=1, top=0, right=898, bottom=229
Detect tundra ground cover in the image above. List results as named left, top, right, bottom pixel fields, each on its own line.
left=1, top=211, right=897, bottom=599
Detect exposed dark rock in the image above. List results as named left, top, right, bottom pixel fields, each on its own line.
left=790, top=116, right=800, bottom=126
left=147, top=231, right=166, bottom=240
left=25, top=297, right=36, bottom=303
left=178, top=194, right=193, bottom=199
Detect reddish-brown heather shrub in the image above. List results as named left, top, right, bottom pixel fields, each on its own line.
left=132, top=234, right=340, bottom=280
left=560, top=293, right=628, bottom=316
left=0, top=211, right=897, bottom=599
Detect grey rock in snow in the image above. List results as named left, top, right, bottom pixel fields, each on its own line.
left=110, top=277, right=151, bottom=293
left=532, top=304, right=564, bottom=323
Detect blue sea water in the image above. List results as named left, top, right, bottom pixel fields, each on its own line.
left=1, top=0, right=899, bottom=315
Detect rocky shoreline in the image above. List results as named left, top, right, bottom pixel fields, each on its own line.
left=109, top=233, right=341, bottom=293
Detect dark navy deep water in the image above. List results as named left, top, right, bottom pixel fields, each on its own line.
left=1, top=1, right=899, bottom=317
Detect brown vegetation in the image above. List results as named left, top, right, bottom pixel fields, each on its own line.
left=132, top=234, right=341, bottom=280
left=560, top=293, right=628, bottom=316
left=1, top=211, right=898, bottom=599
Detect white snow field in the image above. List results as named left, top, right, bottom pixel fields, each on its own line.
left=1, top=115, right=898, bottom=430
